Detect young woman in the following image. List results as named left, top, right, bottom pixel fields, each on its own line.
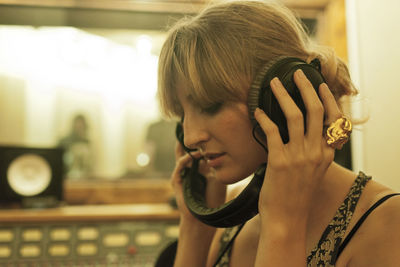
left=157, top=1, right=400, bottom=266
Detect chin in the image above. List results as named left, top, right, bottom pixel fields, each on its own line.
left=214, top=166, right=254, bottom=185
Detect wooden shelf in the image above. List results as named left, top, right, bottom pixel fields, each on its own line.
left=0, top=203, right=179, bottom=222
left=0, top=0, right=329, bottom=13
left=64, top=178, right=174, bottom=205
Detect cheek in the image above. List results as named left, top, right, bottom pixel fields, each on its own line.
left=214, top=125, right=267, bottom=183
left=219, top=102, right=266, bottom=163
left=229, top=122, right=266, bottom=164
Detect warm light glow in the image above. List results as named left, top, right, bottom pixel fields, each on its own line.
left=136, top=35, right=153, bottom=56
left=0, top=26, right=158, bottom=104
left=136, top=153, right=150, bottom=167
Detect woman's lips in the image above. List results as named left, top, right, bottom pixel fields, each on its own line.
left=205, top=153, right=226, bottom=168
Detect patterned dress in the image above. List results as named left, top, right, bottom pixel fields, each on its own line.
left=215, top=172, right=372, bottom=267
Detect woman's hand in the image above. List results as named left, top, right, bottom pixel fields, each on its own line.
left=171, top=142, right=226, bottom=267
left=255, top=69, right=341, bottom=219
left=170, top=141, right=226, bottom=224
left=254, top=69, right=343, bottom=266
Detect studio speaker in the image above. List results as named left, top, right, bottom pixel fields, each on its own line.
left=0, top=146, right=64, bottom=207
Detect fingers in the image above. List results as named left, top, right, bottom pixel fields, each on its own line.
left=270, top=77, right=304, bottom=148
left=318, top=83, right=342, bottom=125
left=171, top=150, right=201, bottom=187
left=171, top=153, right=191, bottom=186
left=254, top=108, right=284, bottom=154
left=256, top=69, right=343, bottom=156
left=293, top=69, right=325, bottom=142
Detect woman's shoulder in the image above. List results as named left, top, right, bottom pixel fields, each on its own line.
left=339, top=177, right=400, bottom=266
left=361, top=176, right=400, bottom=210
left=357, top=176, right=400, bottom=232
left=361, top=177, right=400, bottom=227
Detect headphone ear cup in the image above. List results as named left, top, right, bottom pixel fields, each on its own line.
left=248, top=57, right=325, bottom=144
left=248, top=57, right=281, bottom=126
left=248, top=57, right=280, bottom=139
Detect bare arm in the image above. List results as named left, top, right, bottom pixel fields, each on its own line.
left=254, top=70, right=341, bottom=266
left=174, top=220, right=216, bottom=267
left=171, top=142, right=226, bottom=267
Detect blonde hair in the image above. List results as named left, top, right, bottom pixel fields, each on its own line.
left=157, top=0, right=357, bottom=118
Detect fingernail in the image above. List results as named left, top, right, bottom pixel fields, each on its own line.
left=295, top=69, right=305, bottom=78
left=319, top=83, right=329, bottom=92
left=254, top=107, right=264, bottom=116
left=270, top=77, right=280, bottom=87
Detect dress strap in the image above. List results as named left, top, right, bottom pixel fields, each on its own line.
left=334, top=193, right=400, bottom=262
left=307, top=171, right=371, bottom=266
left=214, top=223, right=245, bottom=267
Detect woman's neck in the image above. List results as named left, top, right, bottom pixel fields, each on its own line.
left=318, top=162, right=358, bottom=199
left=304, top=162, right=358, bottom=253
left=308, top=162, right=358, bottom=227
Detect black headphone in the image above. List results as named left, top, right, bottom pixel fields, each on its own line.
left=176, top=57, right=325, bottom=227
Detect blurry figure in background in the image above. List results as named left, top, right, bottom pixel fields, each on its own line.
left=142, top=119, right=176, bottom=177
left=58, top=114, right=92, bottom=180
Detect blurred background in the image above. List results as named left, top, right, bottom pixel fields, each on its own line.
left=0, top=0, right=399, bottom=201
left=0, top=0, right=399, bottom=265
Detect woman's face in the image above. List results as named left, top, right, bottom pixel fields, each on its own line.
left=177, top=85, right=267, bottom=184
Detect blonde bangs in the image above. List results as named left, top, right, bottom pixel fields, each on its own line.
left=158, top=15, right=250, bottom=119
left=157, top=29, right=184, bottom=118
left=187, top=32, right=249, bottom=108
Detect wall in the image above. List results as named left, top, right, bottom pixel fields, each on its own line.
left=346, top=0, right=400, bottom=190
left=0, top=75, right=25, bottom=144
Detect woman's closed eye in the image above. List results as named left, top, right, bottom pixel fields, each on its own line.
left=201, top=102, right=223, bottom=115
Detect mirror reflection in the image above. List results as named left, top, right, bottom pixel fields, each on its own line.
left=0, top=26, right=175, bottom=180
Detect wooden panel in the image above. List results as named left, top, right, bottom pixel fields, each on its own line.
left=0, top=203, right=179, bottom=222
left=0, top=0, right=330, bottom=13
left=316, top=0, right=348, bottom=61
left=0, top=0, right=205, bottom=13
left=0, top=1, right=339, bottom=31
left=282, top=0, right=329, bottom=10
left=64, top=179, right=174, bottom=205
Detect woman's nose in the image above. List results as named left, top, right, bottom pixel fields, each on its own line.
left=183, top=120, right=209, bottom=150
